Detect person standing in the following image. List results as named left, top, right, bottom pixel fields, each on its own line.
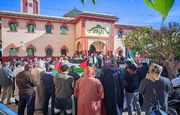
left=139, top=63, right=171, bottom=115
left=41, top=65, right=56, bottom=115
left=0, top=62, right=13, bottom=104
left=68, top=65, right=80, bottom=115
left=74, top=66, right=104, bottom=115
left=137, top=62, right=149, bottom=105
left=16, top=64, right=38, bottom=115
left=31, top=60, right=45, bottom=111
left=53, top=65, right=74, bottom=115
left=124, top=64, right=141, bottom=115
left=100, top=66, right=124, bottom=115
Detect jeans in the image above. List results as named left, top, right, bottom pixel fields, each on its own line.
left=126, top=92, right=141, bottom=115
left=145, top=109, right=150, bottom=115
left=43, top=92, right=55, bottom=115
left=18, top=92, right=36, bottom=115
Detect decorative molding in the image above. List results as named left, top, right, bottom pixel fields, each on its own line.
left=60, top=23, right=68, bottom=30
left=45, top=45, right=54, bottom=52
left=26, top=44, right=37, bottom=52
left=26, top=20, right=36, bottom=28
left=45, top=22, right=54, bottom=29
left=8, top=18, right=19, bottom=27
left=60, top=45, right=69, bottom=53
left=7, top=43, right=19, bottom=52
left=87, top=24, right=109, bottom=35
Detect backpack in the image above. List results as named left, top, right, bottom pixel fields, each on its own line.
left=149, top=88, right=167, bottom=115
left=150, top=101, right=167, bottom=115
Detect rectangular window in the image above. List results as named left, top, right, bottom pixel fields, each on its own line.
left=28, top=25, right=35, bottom=32
left=28, top=49, right=34, bottom=56
left=118, top=32, right=122, bottom=38
left=10, top=23, right=17, bottom=31
left=10, top=48, right=17, bottom=56
left=61, top=27, right=67, bottom=34
left=46, top=26, right=52, bottom=33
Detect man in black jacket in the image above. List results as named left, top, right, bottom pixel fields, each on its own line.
left=68, top=66, right=80, bottom=115
left=124, top=64, right=141, bottom=115
left=100, top=66, right=124, bottom=115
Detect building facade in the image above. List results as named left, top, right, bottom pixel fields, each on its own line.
left=0, top=0, right=137, bottom=61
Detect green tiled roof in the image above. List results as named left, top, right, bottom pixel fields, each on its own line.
left=81, top=11, right=118, bottom=19
left=0, top=11, right=74, bottom=22
left=63, top=8, right=81, bottom=17
left=115, top=24, right=139, bottom=28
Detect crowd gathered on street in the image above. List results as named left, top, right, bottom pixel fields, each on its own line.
left=0, top=52, right=180, bottom=115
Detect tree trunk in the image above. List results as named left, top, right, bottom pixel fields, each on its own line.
left=164, top=61, right=179, bottom=80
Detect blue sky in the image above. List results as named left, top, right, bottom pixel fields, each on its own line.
left=0, top=0, right=179, bottom=29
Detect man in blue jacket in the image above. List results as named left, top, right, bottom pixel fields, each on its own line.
left=0, top=62, right=13, bottom=104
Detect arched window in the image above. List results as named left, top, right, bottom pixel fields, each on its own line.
left=28, top=24, right=35, bottom=32
left=46, top=49, right=52, bottom=56
left=61, top=49, right=67, bottom=56
left=61, top=27, right=67, bottom=34
left=10, top=23, right=17, bottom=31
left=27, top=48, right=34, bottom=56
left=10, top=48, right=17, bottom=56
left=46, top=26, right=52, bottom=33
left=118, top=31, right=122, bottom=38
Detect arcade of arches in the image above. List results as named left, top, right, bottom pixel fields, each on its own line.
left=76, top=41, right=112, bottom=56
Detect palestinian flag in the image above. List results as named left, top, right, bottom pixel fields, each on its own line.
left=52, top=60, right=88, bottom=74
left=69, top=60, right=88, bottom=73
left=125, top=47, right=137, bottom=66
left=52, top=61, right=61, bottom=75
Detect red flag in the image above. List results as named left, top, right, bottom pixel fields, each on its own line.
left=54, top=62, right=61, bottom=73
left=79, top=60, right=88, bottom=70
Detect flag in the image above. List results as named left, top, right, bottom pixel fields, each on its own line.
left=79, top=60, right=88, bottom=70
left=125, top=47, right=137, bottom=67
left=52, top=61, right=61, bottom=75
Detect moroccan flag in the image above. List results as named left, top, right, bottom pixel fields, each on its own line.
left=53, top=62, right=61, bottom=75
left=79, top=60, right=88, bottom=70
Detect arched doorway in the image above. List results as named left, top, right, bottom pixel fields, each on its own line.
left=89, top=45, right=96, bottom=55
left=89, top=41, right=107, bottom=55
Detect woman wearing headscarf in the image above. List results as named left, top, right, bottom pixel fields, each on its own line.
left=74, top=66, right=104, bottom=115
left=31, top=60, right=45, bottom=111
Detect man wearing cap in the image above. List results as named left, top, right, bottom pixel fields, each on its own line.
left=124, top=64, right=141, bottom=115
left=16, top=64, right=38, bottom=115
left=53, top=64, right=74, bottom=115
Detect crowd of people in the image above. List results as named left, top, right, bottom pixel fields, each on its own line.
left=0, top=52, right=179, bottom=115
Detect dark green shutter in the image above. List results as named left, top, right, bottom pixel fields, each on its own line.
left=46, top=26, right=52, bottom=33
left=28, top=48, right=34, bottom=56
left=10, top=48, right=17, bottom=56
left=46, top=49, right=52, bottom=56
left=28, top=25, right=34, bottom=32
left=10, top=23, right=17, bottom=31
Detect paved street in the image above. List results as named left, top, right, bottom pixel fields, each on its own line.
left=1, top=97, right=145, bottom=115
